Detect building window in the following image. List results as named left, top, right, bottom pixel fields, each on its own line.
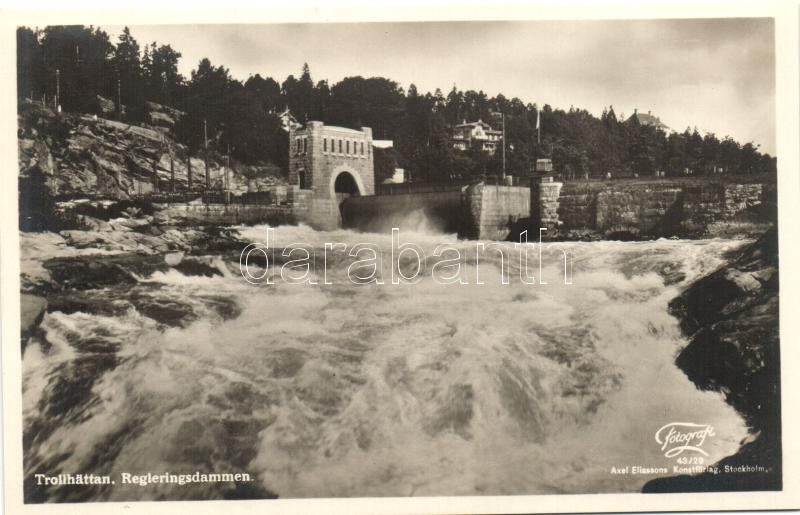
left=346, top=140, right=350, bottom=154
left=323, top=138, right=327, bottom=153
left=339, top=139, right=343, bottom=154
left=361, top=142, right=364, bottom=155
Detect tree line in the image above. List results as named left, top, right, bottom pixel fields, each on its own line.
left=17, top=25, right=776, bottom=183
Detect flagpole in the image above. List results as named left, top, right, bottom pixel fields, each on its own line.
left=502, top=112, right=506, bottom=180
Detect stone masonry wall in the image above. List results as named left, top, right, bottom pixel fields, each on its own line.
left=465, top=184, right=531, bottom=241
left=155, top=177, right=774, bottom=239
left=289, top=121, right=374, bottom=198
left=531, top=182, right=562, bottom=231
left=556, top=178, right=775, bottom=238
left=158, top=204, right=295, bottom=226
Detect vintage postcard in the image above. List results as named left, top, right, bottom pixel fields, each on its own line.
left=2, top=2, right=799, bottom=514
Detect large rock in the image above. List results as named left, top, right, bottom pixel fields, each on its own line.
left=76, top=215, right=113, bottom=232
left=669, top=228, right=778, bottom=335
left=145, top=100, right=185, bottom=130
left=644, top=227, right=781, bottom=492
left=173, top=256, right=223, bottom=278
left=20, top=294, right=47, bottom=349
left=41, top=254, right=170, bottom=291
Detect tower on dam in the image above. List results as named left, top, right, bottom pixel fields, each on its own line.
left=288, top=121, right=375, bottom=203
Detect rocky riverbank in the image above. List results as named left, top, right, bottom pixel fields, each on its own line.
left=643, top=227, right=781, bottom=492
left=18, top=214, right=284, bottom=502
left=19, top=210, right=250, bottom=354
left=17, top=101, right=286, bottom=233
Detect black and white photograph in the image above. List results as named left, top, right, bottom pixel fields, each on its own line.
left=3, top=3, right=799, bottom=514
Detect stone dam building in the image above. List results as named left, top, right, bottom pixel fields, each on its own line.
left=289, top=121, right=375, bottom=198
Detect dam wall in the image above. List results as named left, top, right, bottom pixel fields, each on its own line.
left=340, top=188, right=466, bottom=234
left=555, top=177, right=776, bottom=238
left=341, top=184, right=532, bottom=240
left=153, top=177, right=776, bottom=241
left=156, top=203, right=296, bottom=226
left=287, top=188, right=340, bottom=231
left=156, top=186, right=340, bottom=230
left=462, top=184, right=531, bottom=240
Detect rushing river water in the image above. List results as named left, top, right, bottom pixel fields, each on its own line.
left=22, top=224, right=750, bottom=501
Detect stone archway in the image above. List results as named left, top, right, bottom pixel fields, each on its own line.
left=334, top=172, right=360, bottom=195
left=329, top=167, right=366, bottom=204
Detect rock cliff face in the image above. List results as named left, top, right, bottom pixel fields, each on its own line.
left=17, top=101, right=285, bottom=205
left=644, top=227, right=781, bottom=492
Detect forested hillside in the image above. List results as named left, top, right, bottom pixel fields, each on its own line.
left=17, top=25, right=777, bottom=184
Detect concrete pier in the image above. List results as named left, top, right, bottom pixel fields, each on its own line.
left=531, top=178, right=563, bottom=232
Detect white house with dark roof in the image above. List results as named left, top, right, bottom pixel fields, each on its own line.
left=448, top=119, right=503, bottom=154
left=629, top=109, right=670, bottom=132
left=278, top=109, right=302, bottom=132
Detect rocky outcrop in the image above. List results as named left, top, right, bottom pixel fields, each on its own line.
left=20, top=294, right=47, bottom=350
left=19, top=101, right=207, bottom=198
left=644, top=227, right=780, bottom=492
left=17, top=101, right=287, bottom=207
left=19, top=222, right=248, bottom=351
left=145, top=100, right=185, bottom=130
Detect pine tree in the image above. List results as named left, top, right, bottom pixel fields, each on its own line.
left=113, top=27, right=145, bottom=121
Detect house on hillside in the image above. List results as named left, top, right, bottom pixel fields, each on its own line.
left=629, top=108, right=670, bottom=132
left=448, top=119, right=503, bottom=155
left=279, top=109, right=302, bottom=132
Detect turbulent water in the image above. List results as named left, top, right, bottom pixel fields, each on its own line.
left=22, top=224, right=751, bottom=501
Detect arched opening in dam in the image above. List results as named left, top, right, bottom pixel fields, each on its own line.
left=334, top=171, right=360, bottom=197
left=333, top=171, right=361, bottom=213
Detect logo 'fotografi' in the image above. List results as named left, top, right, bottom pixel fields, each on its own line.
left=655, top=422, right=715, bottom=458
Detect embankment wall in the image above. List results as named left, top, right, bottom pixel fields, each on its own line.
left=555, top=178, right=776, bottom=238
left=154, top=177, right=776, bottom=241
left=156, top=204, right=295, bottom=226
left=463, top=184, right=531, bottom=240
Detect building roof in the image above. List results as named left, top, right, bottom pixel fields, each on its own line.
left=318, top=124, right=365, bottom=135
left=630, top=110, right=670, bottom=131
left=372, top=139, right=394, bottom=149
left=294, top=121, right=368, bottom=136
left=278, top=109, right=301, bottom=132
left=452, top=119, right=499, bottom=131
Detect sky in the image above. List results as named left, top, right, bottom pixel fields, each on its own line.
left=109, top=18, right=776, bottom=155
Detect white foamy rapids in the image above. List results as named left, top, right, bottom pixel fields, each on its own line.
left=22, top=225, right=752, bottom=500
